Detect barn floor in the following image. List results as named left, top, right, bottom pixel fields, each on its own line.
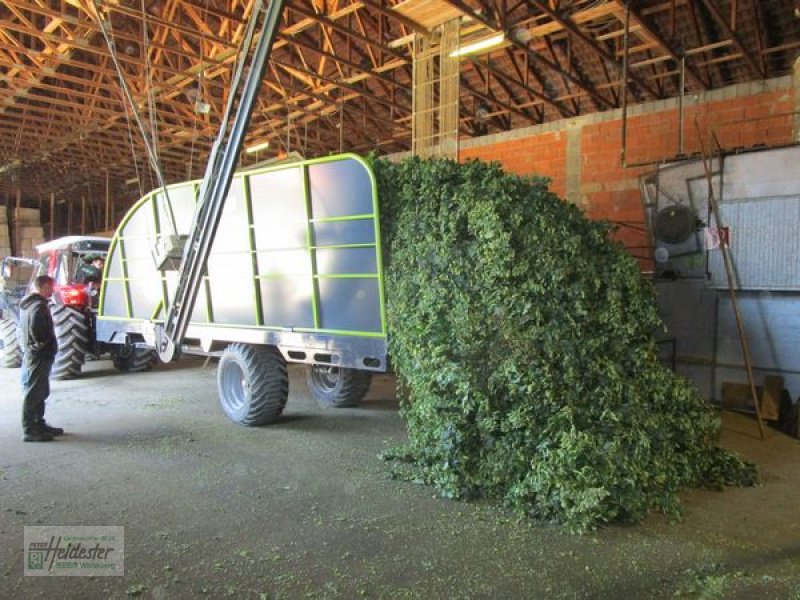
left=0, top=359, right=799, bottom=599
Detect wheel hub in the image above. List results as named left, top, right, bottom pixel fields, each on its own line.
left=312, top=366, right=340, bottom=391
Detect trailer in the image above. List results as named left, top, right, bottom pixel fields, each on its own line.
left=97, top=154, right=388, bottom=425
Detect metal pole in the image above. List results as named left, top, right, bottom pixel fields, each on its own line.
left=91, top=0, right=177, bottom=235
left=620, top=1, right=630, bottom=166
left=696, top=121, right=765, bottom=439
left=156, top=0, right=285, bottom=363
left=678, top=54, right=686, bottom=154
left=105, top=169, right=110, bottom=231
left=15, top=189, right=20, bottom=256
left=49, top=193, right=55, bottom=239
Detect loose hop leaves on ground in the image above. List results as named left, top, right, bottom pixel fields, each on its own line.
left=372, top=156, right=756, bottom=533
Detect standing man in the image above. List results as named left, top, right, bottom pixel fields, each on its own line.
left=19, top=275, right=64, bottom=442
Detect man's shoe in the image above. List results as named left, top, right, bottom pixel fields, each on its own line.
left=23, top=430, right=54, bottom=442
left=40, top=422, right=64, bottom=436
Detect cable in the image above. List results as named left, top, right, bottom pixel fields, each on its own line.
left=91, top=0, right=177, bottom=234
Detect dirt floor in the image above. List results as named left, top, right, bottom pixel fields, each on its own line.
left=0, top=358, right=799, bottom=599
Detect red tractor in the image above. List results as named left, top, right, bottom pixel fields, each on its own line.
left=0, top=236, right=157, bottom=378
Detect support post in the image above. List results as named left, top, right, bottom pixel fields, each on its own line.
left=50, top=193, right=55, bottom=239
left=15, top=189, right=21, bottom=257
left=105, top=170, right=111, bottom=231
left=696, top=121, right=765, bottom=440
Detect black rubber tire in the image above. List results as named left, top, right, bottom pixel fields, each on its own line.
left=217, top=343, right=288, bottom=426
left=0, top=318, right=21, bottom=368
left=51, top=305, right=89, bottom=380
left=112, top=344, right=157, bottom=373
left=307, top=365, right=372, bottom=408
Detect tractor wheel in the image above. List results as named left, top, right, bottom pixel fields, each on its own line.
left=51, top=305, right=89, bottom=380
left=217, top=343, right=288, bottom=426
left=0, top=318, right=21, bottom=368
left=112, top=344, right=157, bottom=373
left=307, top=365, right=372, bottom=408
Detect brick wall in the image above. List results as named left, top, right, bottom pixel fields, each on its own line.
left=459, top=76, right=797, bottom=266
left=460, top=130, right=568, bottom=198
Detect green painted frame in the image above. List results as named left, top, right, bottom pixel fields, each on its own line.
left=98, top=153, right=387, bottom=340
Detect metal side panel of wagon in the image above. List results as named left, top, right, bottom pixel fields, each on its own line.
left=96, top=154, right=388, bottom=425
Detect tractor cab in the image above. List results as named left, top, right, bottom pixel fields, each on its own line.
left=34, top=236, right=111, bottom=310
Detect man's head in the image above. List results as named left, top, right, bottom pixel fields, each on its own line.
left=92, top=257, right=105, bottom=269
left=33, top=275, right=55, bottom=299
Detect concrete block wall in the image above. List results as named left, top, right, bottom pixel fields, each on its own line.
left=0, top=206, right=10, bottom=258
left=459, top=75, right=797, bottom=267
left=12, top=207, right=44, bottom=258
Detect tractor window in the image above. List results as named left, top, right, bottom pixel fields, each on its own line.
left=33, top=255, right=50, bottom=283
left=55, top=253, right=71, bottom=286
left=71, top=251, right=108, bottom=285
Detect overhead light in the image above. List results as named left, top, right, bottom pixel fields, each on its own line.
left=449, top=33, right=506, bottom=57
left=125, top=177, right=139, bottom=185
left=0, top=159, right=21, bottom=175
left=194, top=100, right=211, bottom=115
left=512, top=27, right=532, bottom=44
left=245, top=141, right=270, bottom=154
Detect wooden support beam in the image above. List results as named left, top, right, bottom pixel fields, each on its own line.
left=697, top=0, right=764, bottom=79
left=528, top=0, right=662, bottom=100
left=617, top=0, right=710, bottom=90
left=441, top=0, right=614, bottom=110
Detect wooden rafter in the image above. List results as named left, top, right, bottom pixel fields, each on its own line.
left=697, top=0, right=765, bottom=79
left=0, top=0, right=795, bottom=204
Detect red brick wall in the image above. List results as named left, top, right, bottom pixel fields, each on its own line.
left=460, top=130, right=568, bottom=198
left=459, top=84, right=796, bottom=266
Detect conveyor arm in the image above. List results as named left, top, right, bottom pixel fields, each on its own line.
left=154, top=0, right=285, bottom=362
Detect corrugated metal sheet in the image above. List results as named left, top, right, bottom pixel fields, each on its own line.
left=644, top=146, right=800, bottom=290
left=656, top=281, right=800, bottom=402
left=709, top=197, right=800, bottom=289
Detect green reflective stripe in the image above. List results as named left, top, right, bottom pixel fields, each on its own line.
left=301, top=165, right=321, bottom=329
left=255, top=273, right=310, bottom=280
left=314, top=274, right=379, bottom=279
left=153, top=191, right=170, bottom=321
left=97, top=236, right=117, bottom=314
left=99, top=153, right=388, bottom=339
left=204, top=276, right=213, bottom=324
left=97, top=316, right=142, bottom=322
left=310, top=213, right=374, bottom=223
left=364, top=156, right=388, bottom=336
left=243, top=176, right=264, bottom=326
left=150, top=299, right=164, bottom=321
left=311, top=243, right=375, bottom=250
left=253, top=245, right=308, bottom=252
left=255, top=273, right=379, bottom=280
left=118, top=236, right=132, bottom=319
left=292, top=328, right=385, bottom=338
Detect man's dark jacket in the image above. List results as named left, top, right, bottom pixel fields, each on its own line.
left=19, top=293, right=58, bottom=360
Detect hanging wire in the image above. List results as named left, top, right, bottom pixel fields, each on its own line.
left=141, top=0, right=160, bottom=165
left=262, top=101, right=287, bottom=155
left=187, top=94, right=200, bottom=180
left=188, top=0, right=212, bottom=180
left=91, top=0, right=177, bottom=234
left=338, top=101, right=344, bottom=153
left=121, top=64, right=144, bottom=198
